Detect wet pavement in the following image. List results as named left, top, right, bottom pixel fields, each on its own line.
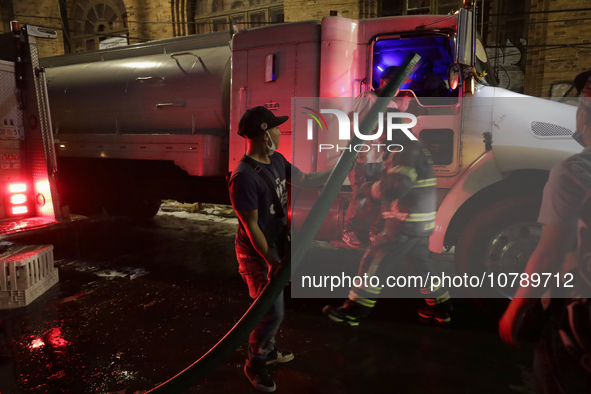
left=0, top=211, right=537, bottom=393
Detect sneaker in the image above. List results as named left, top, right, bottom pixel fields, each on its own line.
left=418, top=302, right=452, bottom=324
left=342, top=231, right=362, bottom=248
left=266, top=348, right=294, bottom=365
left=322, top=304, right=362, bottom=327
left=244, top=360, right=276, bottom=393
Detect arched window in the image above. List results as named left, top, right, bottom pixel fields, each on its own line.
left=232, top=1, right=244, bottom=9
left=70, top=0, right=128, bottom=52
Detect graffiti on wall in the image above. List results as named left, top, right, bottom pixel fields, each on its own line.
left=485, top=38, right=526, bottom=93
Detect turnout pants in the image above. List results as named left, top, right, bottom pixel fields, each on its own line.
left=348, top=232, right=450, bottom=311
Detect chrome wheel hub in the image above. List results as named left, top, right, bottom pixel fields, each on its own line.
left=484, top=222, right=542, bottom=298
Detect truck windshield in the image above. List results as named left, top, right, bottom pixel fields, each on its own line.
left=372, top=34, right=457, bottom=103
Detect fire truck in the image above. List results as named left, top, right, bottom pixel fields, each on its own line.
left=39, top=9, right=581, bottom=297
left=0, top=22, right=62, bottom=235
left=0, top=22, right=64, bottom=308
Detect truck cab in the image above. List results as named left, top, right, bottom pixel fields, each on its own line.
left=230, top=10, right=581, bottom=298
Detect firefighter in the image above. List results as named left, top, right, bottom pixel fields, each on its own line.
left=324, top=114, right=453, bottom=325
left=342, top=66, right=412, bottom=248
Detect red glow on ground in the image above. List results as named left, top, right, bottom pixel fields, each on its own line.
left=47, top=327, right=68, bottom=350
left=29, top=337, right=44, bottom=349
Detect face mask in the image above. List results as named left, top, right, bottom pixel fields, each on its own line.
left=266, top=130, right=277, bottom=155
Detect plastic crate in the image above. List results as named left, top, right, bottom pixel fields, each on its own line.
left=0, top=245, right=58, bottom=309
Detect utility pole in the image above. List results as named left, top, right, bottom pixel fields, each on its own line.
left=58, top=0, right=71, bottom=53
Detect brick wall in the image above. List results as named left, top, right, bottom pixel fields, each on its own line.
left=525, top=0, right=591, bottom=97
left=127, top=0, right=173, bottom=44
left=285, top=0, right=378, bottom=21
left=437, top=0, right=461, bottom=15
left=10, top=0, right=66, bottom=59
left=2, top=0, right=175, bottom=57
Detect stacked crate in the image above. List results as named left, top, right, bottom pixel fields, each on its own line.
left=0, top=245, right=58, bottom=309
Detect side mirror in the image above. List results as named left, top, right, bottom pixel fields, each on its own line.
left=447, top=64, right=460, bottom=90
left=455, top=9, right=475, bottom=66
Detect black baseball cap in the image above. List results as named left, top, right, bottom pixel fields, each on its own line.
left=238, top=106, right=289, bottom=139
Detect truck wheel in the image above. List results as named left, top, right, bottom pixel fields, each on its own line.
left=127, top=196, right=162, bottom=219
left=108, top=194, right=161, bottom=220
left=454, top=195, right=542, bottom=317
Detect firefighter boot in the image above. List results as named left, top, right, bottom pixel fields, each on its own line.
left=323, top=299, right=372, bottom=327
left=418, top=299, right=453, bottom=324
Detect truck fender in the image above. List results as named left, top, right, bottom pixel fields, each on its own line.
left=430, top=150, right=503, bottom=253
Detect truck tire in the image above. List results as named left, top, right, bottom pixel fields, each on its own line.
left=136, top=196, right=162, bottom=219
left=106, top=187, right=161, bottom=219
left=454, top=194, right=543, bottom=317
left=120, top=195, right=162, bottom=220
left=105, top=172, right=161, bottom=219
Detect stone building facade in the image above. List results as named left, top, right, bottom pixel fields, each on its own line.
left=524, top=0, right=591, bottom=98
left=0, top=0, right=589, bottom=97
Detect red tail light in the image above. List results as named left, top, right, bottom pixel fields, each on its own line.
left=12, top=206, right=28, bottom=215
left=5, top=182, right=29, bottom=217
left=9, top=183, right=26, bottom=193
left=10, top=194, right=27, bottom=205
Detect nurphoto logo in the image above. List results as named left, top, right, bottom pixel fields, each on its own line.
left=303, top=107, right=418, bottom=153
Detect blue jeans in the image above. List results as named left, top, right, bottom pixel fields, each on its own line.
left=236, top=247, right=284, bottom=364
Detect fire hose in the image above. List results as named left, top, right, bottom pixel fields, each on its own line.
left=147, top=52, right=421, bottom=393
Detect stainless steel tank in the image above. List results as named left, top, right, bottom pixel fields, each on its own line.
left=41, top=33, right=231, bottom=136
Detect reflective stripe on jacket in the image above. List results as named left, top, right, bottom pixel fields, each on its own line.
left=376, top=141, right=437, bottom=236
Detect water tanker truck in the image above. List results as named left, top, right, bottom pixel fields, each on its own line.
left=40, top=9, right=582, bottom=298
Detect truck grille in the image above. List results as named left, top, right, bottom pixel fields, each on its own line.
left=531, top=121, right=573, bottom=137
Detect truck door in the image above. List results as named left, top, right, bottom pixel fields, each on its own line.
left=370, top=34, right=463, bottom=178
left=408, top=95, right=462, bottom=177
left=244, top=45, right=298, bottom=161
